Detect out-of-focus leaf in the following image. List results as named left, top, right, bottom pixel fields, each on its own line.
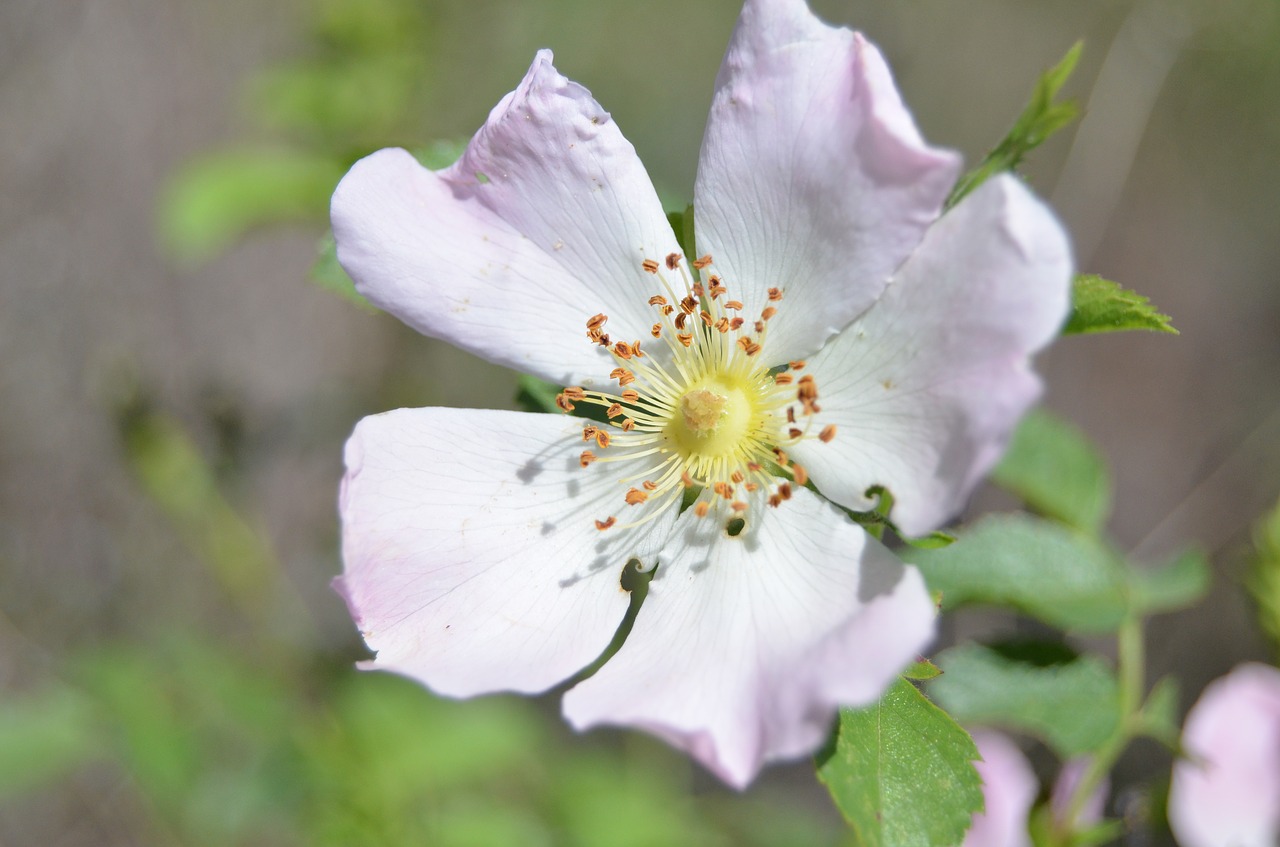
left=311, top=234, right=373, bottom=309
left=904, top=659, right=943, bottom=681
left=945, top=41, right=1082, bottom=209
left=929, top=644, right=1120, bottom=758
left=905, top=514, right=1129, bottom=633
left=1063, top=274, right=1178, bottom=335
left=515, top=374, right=564, bottom=415
left=248, top=55, right=423, bottom=140
left=667, top=204, right=696, bottom=265
left=411, top=139, right=468, bottom=170
left=992, top=408, right=1112, bottom=533
left=159, top=148, right=345, bottom=262
left=0, top=686, right=101, bottom=794
left=1136, top=675, right=1181, bottom=749
left=817, top=677, right=982, bottom=847
left=1247, top=497, right=1280, bottom=659
left=1128, top=548, right=1210, bottom=617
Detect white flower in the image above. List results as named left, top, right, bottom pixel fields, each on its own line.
left=1169, top=663, right=1280, bottom=847
left=330, top=0, right=1071, bottom=788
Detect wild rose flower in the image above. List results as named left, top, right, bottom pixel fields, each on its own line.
left=331, top=0, right=1071, bottom=787
left=964, top=731, right=1038, bottom=847
left=1168, top=663, right=1280, bottom=847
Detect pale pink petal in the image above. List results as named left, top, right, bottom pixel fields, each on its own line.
left=336, top=407, right=677, bottom=698
left=964, top=731, right=1038, bottom=847
left=561, top=488, right=935, bottom=789
left=1050, top=757, right=1108, bottom=828
left=331, top=50, right=681, bottom=387
left=790, top=175, right=1072, bottom=536
left=1169, top=663, right=1280, bottom=847
left=693, top=0, right=962, bottom=365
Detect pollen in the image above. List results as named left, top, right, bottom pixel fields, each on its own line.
left=562, top=253, right=834, bottom=532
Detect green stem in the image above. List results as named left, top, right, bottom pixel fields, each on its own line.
left=1049, top=616, right=1145, bottom=847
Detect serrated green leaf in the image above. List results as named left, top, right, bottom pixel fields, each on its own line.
left=1128, top=548, right=1210, bottom=617
left=945, top=42, right=1082, bottom=209
left=905, top=514, right=1129, bottom=633
left=904, top=659, right=943, bottom=681
left=929, top=644, right=1119, bottom=758
left=1063, top=274, right=1178, bottom=335
left=991, top=408, right=1112, bottom=533
left=1136, top=676, right=1181, bottom=749
left=311, top=234, right=374, bottom=309
left=817, top=678, right=982, bottom=847
left=159, top=148, right=345, bottom=262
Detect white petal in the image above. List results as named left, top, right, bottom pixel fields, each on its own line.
left=791, top=175, right=1072, bottom=536
left=561, top=487, right=935, bottom=788
left=694, top=0, right=961, bottom=364
left=336, top=407, right=676, bottom=697
left=964, top=731, right=1037, bottom=847
left=1169, top=663, right=1280, bottom=847
left=331, top=51, right=682, bottom=387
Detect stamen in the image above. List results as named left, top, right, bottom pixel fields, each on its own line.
left=665, top=253, right=682, bottom=270
left=819, top=424, right=837, bottom=443
left=693, top=255, right=713, bottom=269
left=580, top=451, right=597, bottom=467
left=595, top=516, right=617, bottom=530
left=642, top=259, right=660, bottom=273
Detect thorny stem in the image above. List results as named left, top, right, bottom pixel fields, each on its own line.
left=1048, top=615, right=1145, bottom=847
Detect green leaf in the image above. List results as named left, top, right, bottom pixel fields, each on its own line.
left=410, top=139, right=469, bottom=171
left=905, top=514, right=1129, bottom=633
left=666, top=203, right=696, bottom=265
left=311, top=234, right=374, bottom=309
left=946, top=42, right=1082, bottom=209
left=0, top=686, right=101, bottom=794
left=1136, top=675, right=1181, bottom=749
left=1247, top=497, right=1280, bottom=658
left=904, top=659, right=943, bottom=681
left=991, top=408, right=1112, bottom=534
left=1128, top=548, right=1210, bottom=617
left=159, top=148, right=346, bottom=262
left=817, top=678, right=982, bottom=847
left=929, top=644, right=1119, bottom=758
left=1063, top=274, right=1178, bottom=335
left=514, top=374, right=564, bottom=415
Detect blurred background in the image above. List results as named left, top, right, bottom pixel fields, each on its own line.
left=2, top=0, right=1278, bottom=843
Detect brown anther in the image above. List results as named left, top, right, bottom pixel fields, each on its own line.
left=714, top=317, right=730, bottom=333
left=582, top=425, right=598, bottom=442
left=648, top=295, right=669, bottom=306
left=624, top=488, right=648, bottom=505
left=674, top=312, right=689, bottom=330
left=747, top=462, right=763, bottom=472
left=606, top=403, right=623, bottom=418
left=613, top=341, right=634, bottom=359
left=789, top=360, right=806, bottom=370
left=713, top=481, right=735, bottom=499
left=725, top=300, right=744, bottom=311
left=665, top=252, right=682, bottom=270
left=767, top=287, right=783, bottom=301
left=694, top=501, right=711, bottom=518
left=731, top=470, right=745, bottom=484
left=819, top=424, right=837, bottom=443
left=729, top=317, right=745, bottom=330
left=588, top=329, right=611, bottom=347
left=580, top=450, right=597, bottom=467
left=621, top=389, right=640, bottom=403
left=586, top=313, right=608, bottom=331
left=595, top=430, right=611, bottom=448
left=562, top=386, right=586, bottom=400
left=709, top=285, right=727, bottom=300
left=660, top=305, right=675, bottom=316
left=595, top=516, right=617, bottom=530
left=680, top=295, right=698, bottom=314
left=692, top=283, right=705, bottom=298
left=609, top=367, right=636, bottom=386
left=555, top=393, right=576, bottom=412
left=761, top=306, right=777, bottom=321
left=754, top=320, right=765, bottom=334
left=791, top=464, right=809, bottom=486
left=708, top=274, right=722, bottom=284
left=788, top=427, right=803, bottom=439
left=699, top=310, right=713, bottom=327
left=731, top=501, right=748, bottom=513
left=768, top=494, right=782, bottom=508
left=744, top=482, right=759, bottom=492
left=681, top=471, right=695, bottom=488
left=651, top=323, right=662, bottom=338
left=642, top=258, right=660, bottom=273
left=621, top=418, right=636, bottom=432
left=777, top=483, right=793, bottom=500
left=677, top=333, right=694, bottom=347
left=772, top=448, right=788, bottom=464
left=786, top=406, right=796, bottom=424
left=642, top=480, right=659, bottom=491
left=693, top=254, right=713, bottom=269
left=737, top=338, right=762, bottom=356
left=774, top=373, right=793, bottom=386
left=630, top=339, right=644, bottom=358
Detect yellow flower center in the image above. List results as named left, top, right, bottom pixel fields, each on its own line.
left=557, top=251, right=837, bottom=533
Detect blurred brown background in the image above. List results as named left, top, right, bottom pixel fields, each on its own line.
left=2, top=0, right=1278, bottom=842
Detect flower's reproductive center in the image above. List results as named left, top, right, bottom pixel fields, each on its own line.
left=556, top=252, right=837, bottom=532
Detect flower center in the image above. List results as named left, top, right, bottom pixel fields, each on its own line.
left=556, top=251, right=837, bottom=533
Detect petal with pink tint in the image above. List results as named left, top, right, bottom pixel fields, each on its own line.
left=964, top=731, right=1037, bottom=847
left=694, top=0, right=961, bottom=365
left=336, top=407, right=676, bottom=698
left=791, top=175, right=1072, bottom=537
left=331, top=50, right=681, bottom=387
left=1168, top=663, right=1280, bottom=847
left=561, top=487, right=935, bottom=788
